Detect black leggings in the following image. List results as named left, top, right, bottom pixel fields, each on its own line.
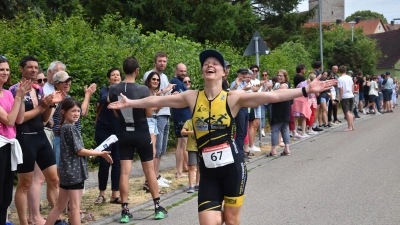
left=328, top=99, right=338, bottom=122
left=95, top=128, right=120, bottom=191
left=0, top=144, right=15, bottom=224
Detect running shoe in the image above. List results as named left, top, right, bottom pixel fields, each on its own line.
left=120, top=209, right=130, bottom=223
left=194, top=185, right=199, bottom=191
left=154, top=206, right=168, bottom=220
left=261, top=130, right=266, bottom=137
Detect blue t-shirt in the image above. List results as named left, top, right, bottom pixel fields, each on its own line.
left=95, top=87, right=120, bottom=134
left=170, top=77, right=191, bottom=122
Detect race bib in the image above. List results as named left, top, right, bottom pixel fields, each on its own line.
left=202, top=143, right=234, bottom=168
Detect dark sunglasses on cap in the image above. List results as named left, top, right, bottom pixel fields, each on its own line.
left=36, top=78, right=48, bottom=84
left=184, top=80, right=191, bottom=84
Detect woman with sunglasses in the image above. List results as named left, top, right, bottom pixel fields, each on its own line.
left=183, top=76, right=191, bottom=89
left=94, top=68, right=122, bottom=205
left=108, top=50, right=336, bottom=225
left=260, top=70, right=272, bottom=137
left=143, top=72, right=169, bottom=192
left=34, top=70, right=47, bottom=88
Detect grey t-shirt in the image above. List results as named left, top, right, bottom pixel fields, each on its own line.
left=384, top=78, right=393, bottom=90
left=59, top=123, right=88, bottom=186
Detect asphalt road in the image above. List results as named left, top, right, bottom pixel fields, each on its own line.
left=130, top=111, right=400, bottom=225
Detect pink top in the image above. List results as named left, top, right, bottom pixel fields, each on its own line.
left=0, top=90, right=17, bottom=139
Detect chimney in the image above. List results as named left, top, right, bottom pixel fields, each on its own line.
left=336, top=19, right=342, bottom=25
left=355, top=16, right=361, bottom=24
left=391, top=21, right=395, bottom=25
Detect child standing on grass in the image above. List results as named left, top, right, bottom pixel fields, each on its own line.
left=44, top=98, right=112, bottom=225
left=181, top=119, right=200, bottom=193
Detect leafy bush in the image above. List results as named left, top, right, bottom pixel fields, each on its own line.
left=0, top=11, right=314, bottom=165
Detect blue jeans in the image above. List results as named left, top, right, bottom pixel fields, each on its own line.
left=155, top=116, right=170, bottom=157
left=261, top=105, right=266, bottom=129
left=96, top=128, right=121, bottom=191
left=53, top=136, right=60, bottom=167
left=235, top=108, right=249, bottom=157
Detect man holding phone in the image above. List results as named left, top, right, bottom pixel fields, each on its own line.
left=170, top=63, right=191, bottom=178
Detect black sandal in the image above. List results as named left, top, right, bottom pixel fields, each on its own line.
left=281, top=151, right=291, bottom=156
left=244, top=151, right=254, bottom=157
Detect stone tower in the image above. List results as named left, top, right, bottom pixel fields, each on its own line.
left=308, top=0, right=345, bottom=23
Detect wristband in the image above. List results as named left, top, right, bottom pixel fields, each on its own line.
left=302, top=87, right=308, bottom=97
left=49, top=104, right=57, bottom=108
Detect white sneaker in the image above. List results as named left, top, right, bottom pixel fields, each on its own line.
left=362, top=108, right=366, bottom=114
left=307, top=130, right=318, bottom=135
left=300, top=134, right=310, bottom=138
left=249, top=146, right=261, bottom=152
left=261, top=130, right=266, bottom=137
left=160, top=176, right=172, bottom=184
left=375, top=112, right=381, bottom=115
left=157, top=178, right=170, bottom=188
left=293, top=133, right=302, bottom=139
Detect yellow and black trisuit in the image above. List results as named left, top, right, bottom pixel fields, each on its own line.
left=192, top=90, right=247, bottom=212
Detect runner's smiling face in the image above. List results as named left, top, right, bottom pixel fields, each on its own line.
left=202, top=57, right=223, bottom=80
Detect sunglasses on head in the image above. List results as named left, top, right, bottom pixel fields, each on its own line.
left=151, top=78, right=160, bottom=81
left=36, top=78, right=48, bottom=84
left=184, top=80, right=191, bottom=84
left=1, top=56, right=7, bottom=60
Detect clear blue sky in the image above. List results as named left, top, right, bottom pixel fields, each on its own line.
left=297, top=0, right=399, bottom=23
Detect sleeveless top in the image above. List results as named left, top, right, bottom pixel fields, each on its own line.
left=192, top=90, right=234, bottom=150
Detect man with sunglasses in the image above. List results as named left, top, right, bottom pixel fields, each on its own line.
left=170, top=63, right=191, bottom=178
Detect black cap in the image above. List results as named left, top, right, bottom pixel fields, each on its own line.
left=199, top=50, right=225, bottom=68
left=237, top=68, right=249, bottom=74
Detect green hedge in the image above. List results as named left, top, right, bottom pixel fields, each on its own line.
left=1, top=11, right=313, bottom=160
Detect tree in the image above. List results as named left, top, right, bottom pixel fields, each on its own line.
left=249, top=0, right=316, bottom=49
left=345, top=10, right=388, bottom=24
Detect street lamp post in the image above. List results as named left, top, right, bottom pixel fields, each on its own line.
left=349, top=21, right=356, bottom=42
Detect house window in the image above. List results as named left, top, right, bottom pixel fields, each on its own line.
left=379, top=26, right=381, bottom=31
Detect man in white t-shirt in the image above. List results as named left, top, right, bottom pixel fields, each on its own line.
left=248, top=65, right=261, bottom=152
left=143, top=52, right=175, bottom=188
left=43, top=61, right=66, bottom=96
left=337, top=65, right=354, bottom=131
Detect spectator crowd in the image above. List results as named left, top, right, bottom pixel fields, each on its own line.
left=0, top=52, right=395, bottom=225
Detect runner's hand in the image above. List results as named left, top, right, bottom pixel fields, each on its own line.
left=107, top=93, right=129, bottom=109
left=308, top=75, right=337, bottom=93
